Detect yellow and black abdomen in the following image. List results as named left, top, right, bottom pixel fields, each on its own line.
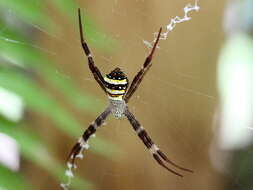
left=104, top=68, right=128, bottom=100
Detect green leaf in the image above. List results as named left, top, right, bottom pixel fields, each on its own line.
left=0, top=31, right=49, bottom=68
left=0, top=26, right=105, bottom=112
left=0, top=68, right=81, bottom=136
left=51, top=0, right=78, bottom=18
left=0, top=118, right=92, bottom=190
left=79, top=13, right=118, bottom=52
left=40, top=65, right=106, bottom=113
left=0, top=0, right=54, bottom=31
left=0, top=165, right=33, bottom=190
left=50, top=1, right=118, bottom=52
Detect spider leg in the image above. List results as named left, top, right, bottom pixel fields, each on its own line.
left=124, top=108, right=193, bottom=177
left=67, top=107, right=111, bottom=167
left=78, top=8, right=107, bottom=93
left=124, top=27, right=162, bottom=103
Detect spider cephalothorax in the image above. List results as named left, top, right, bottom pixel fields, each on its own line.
left=66, top=8, right=193, bottom=178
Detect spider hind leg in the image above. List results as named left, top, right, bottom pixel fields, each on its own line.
left=125, top=108, right=193, bottom=176
left=66, top=108, right=111, bottom=168
left=156, top=149, right=193, bottom=173
left=67, top=138, right=88, bottom=169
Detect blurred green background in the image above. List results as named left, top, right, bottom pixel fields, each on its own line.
left=1, top=0, right=253, bottom=190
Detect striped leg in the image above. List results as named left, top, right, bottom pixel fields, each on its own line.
left=67, top=108, right=111, bottom=167
left=124, top=27, right=162, bottom=103
left=124, top=109, right=193, bottom=177
left=78, top=8, right=107, bottom=93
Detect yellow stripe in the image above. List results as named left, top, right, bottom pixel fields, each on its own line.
left=106, top=88, right=125, bottom=94
left=104, top=77, right=127, bottom=85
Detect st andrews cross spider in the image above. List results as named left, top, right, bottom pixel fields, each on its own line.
left=66, top=8, right=193, bottom=177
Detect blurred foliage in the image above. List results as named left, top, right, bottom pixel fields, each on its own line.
left=0, top=164, right=33, bottom=190
left=218, top=0, right=253, bottom=190
left=0, top=0, right=119, bottom=189
left=228, top=145, right=253, bottom=190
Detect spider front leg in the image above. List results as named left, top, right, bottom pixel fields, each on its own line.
left=67, top=107, right=111, bottom=167
left=124, top=27, right=162, bottom=103
left=78, top=8, right=107, bottom=93
left=124, top=108, right=193, bottom=177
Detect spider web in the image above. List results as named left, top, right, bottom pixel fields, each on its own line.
left=1, top=0, right=250, bottom=190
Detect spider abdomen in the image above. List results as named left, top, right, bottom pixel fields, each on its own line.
left=104, top=67, right=128, bottom=101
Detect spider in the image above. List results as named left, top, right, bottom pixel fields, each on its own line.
left=67, top=8, right=193, bottom=177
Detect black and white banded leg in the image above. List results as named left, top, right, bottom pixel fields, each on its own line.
left=78, top=8, right=107, bottom=93
left=67, top=107, right=111, bottom=167
left=124, top=108, right=193, bottom=177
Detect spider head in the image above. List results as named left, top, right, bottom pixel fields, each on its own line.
left=104, top=68, right=129, bottom=100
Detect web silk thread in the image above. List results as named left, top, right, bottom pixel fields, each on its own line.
left=143, top=0, right=200, bottom=48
